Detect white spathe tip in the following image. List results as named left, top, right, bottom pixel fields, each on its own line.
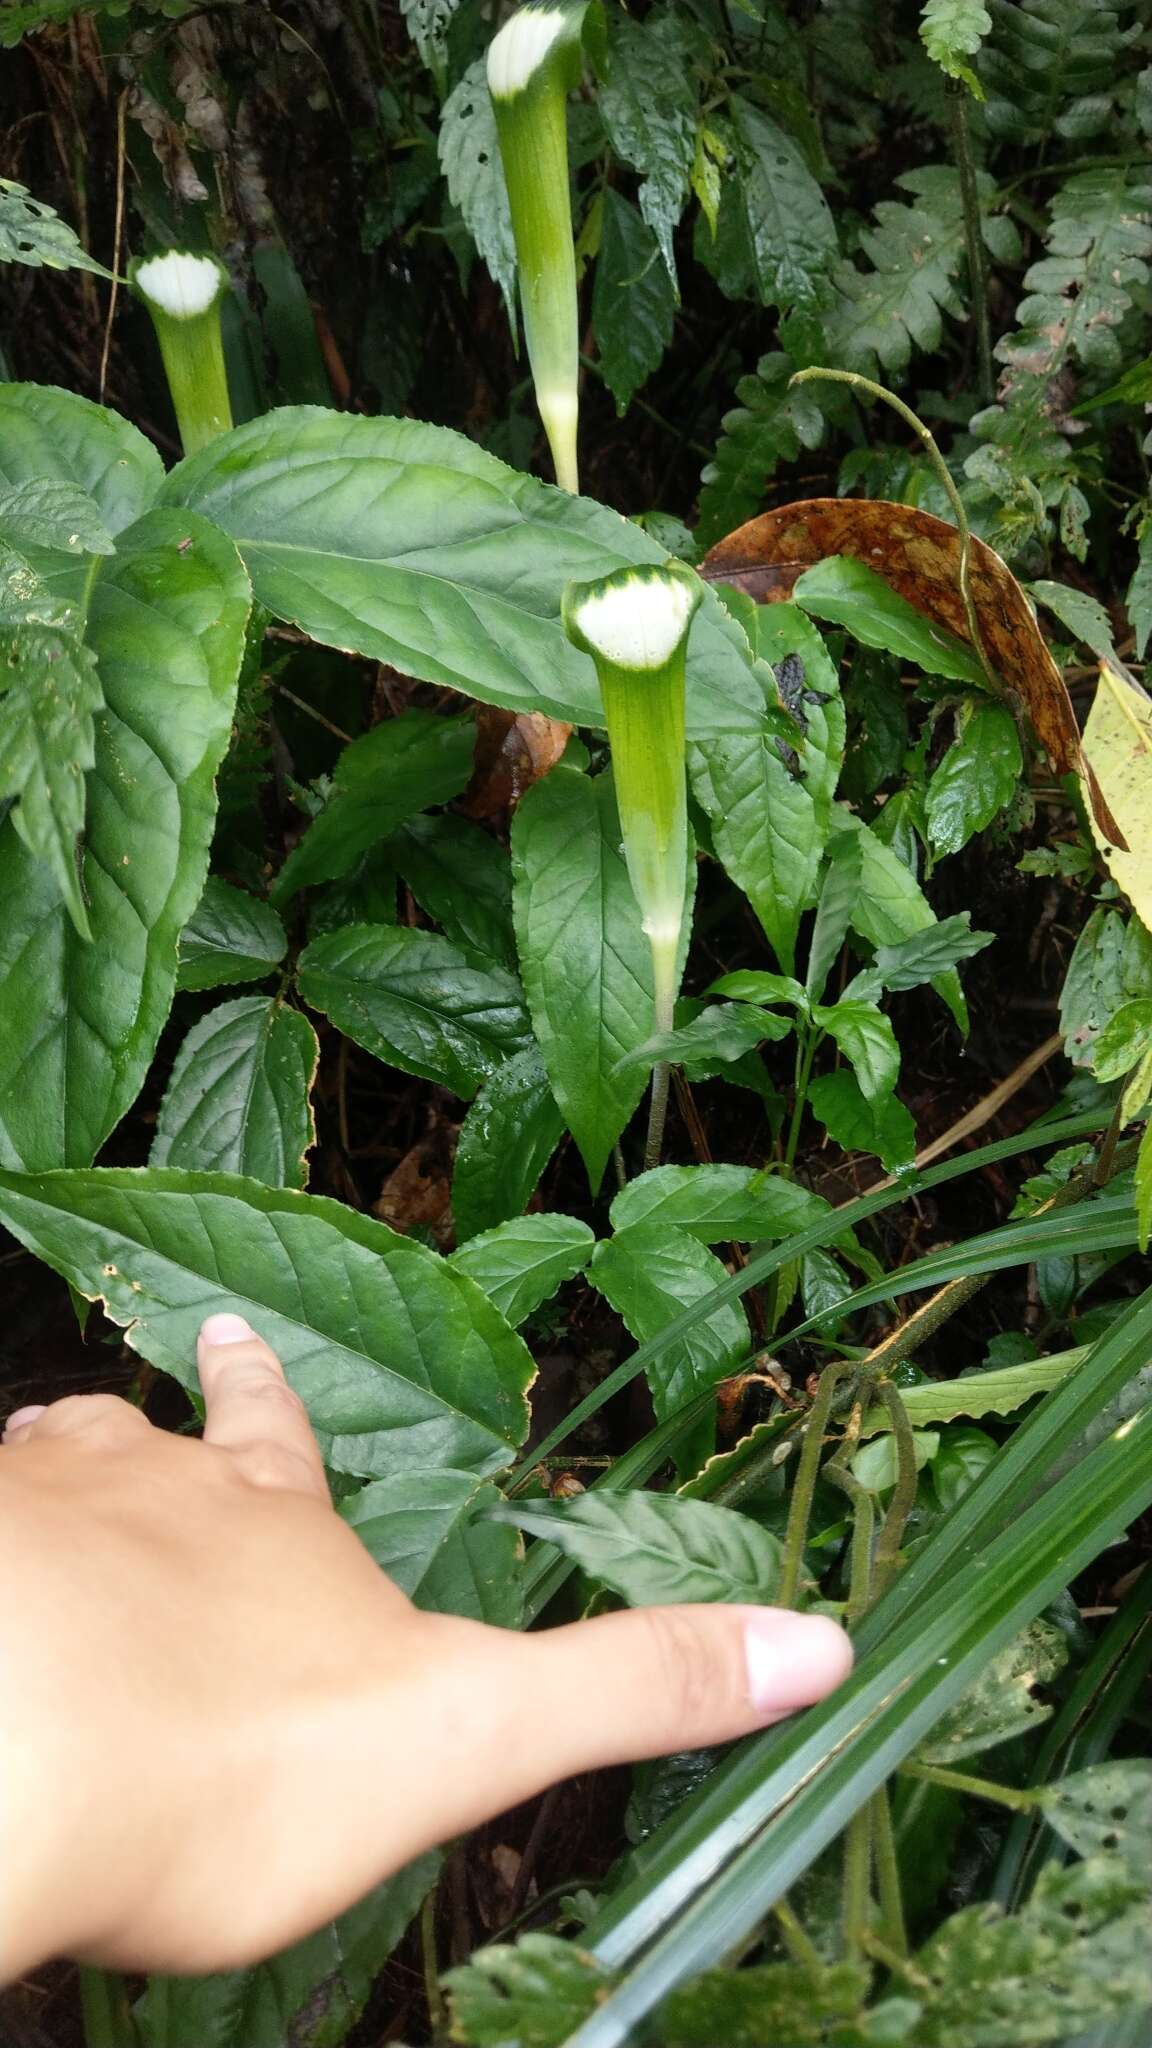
left=572, top=575, right=697, bottom=670
left=135, top=251, right=224, bottom=320
left=487, top=6, right=569, bottom=97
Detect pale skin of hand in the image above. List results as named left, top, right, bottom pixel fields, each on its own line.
left=0, top=1314, right=853, bottom=1982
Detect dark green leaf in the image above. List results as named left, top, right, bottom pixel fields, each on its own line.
left=599, top=13, right=696, bottom=286
left=805, top=829, right=863, bottom=1002
left=703, top=98, right=836, bottom=315
left=391, top=812, right=516, bottom=972
left=616, top=1002, right=787, bottom=1076
left=298, top=924, right=531, bottom=1099
left=341, top=1469, right=522, bottom=1625
left=696, top=354, right=827, bottom=552
left=512, top=768, right=656, bottom=1192
left=438, top=59, right=517, bottom=325
left=0, top=623, right=102, bottom=934
left=272, top=710, right=475, bottom=904
left=705, top=970, right=808, bottom=1013
left=591, top=1224, right=749, bottom=1440
left=0, top=509, right=250, bottom=1170
left=449, top=1213, right=594, bottom=1327
left=609, top=1164, right=828, bottom=1244
left=491, top=1488, right=782, bottom=1606
left=813, top=999, right=900, bottom=1105
left=0, top=383, right=162, bottom=553
left=452, top=1047, right=565, bottom=1242
left=925, top=700, right=1023, bottom=858
left=177, top=877, right=287, bottom=993
left=592, top=192, right=676, bottom=414
left=866, top=914, right=995, bottom=993
left=445, top=1932, right=607, bottom=2048
left=794, top=557, right=987, bottom=685
left=808, top=1068, right=916, bottom=1170
left=0, top=178, right=112, bottom=278
left=151, top=997, right=318, bottom=1189
left=0, top=1168, right=535, bottom=1479
left=830, top=811, right=968, bottom=1030
left=161, top=411, right=766, bottom=736
left=0, top=477, right=114, bottom=556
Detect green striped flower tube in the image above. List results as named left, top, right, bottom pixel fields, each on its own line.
left=131, top=250, right=232, bottom=457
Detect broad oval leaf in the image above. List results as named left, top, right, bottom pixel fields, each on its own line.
left=609, top=1164, right=829, bottom=1245
left=151, top=997, right=318, bottom=1189
left=272, top=708, right=476, bottom=904
left=511, top=767, right=656, bottom=1193
left=0, top=1167, right=535, bottom=1478
left=812, top=998, right=901, bottom=1105
left=794, top=555, right=986, bottom=684
left=0, top=509, right=251, bottom=1169
left=0, top=383, right=161, bottom=547
left=177, top=876, right=287, bottom=992
left=298, top=924, right=532, bottom=1099
left=590, top=1223, right=750, bottom=1459
left=452, top=1046, right=566, bottom=1243
left=449, top=1213, right=595, bottom=1327
left=160, top=409, right=766, bottom=734
left=490, top=1489, right=783, bottom=1607
left=0, top=477, right=114, bottom=556
left=340, top=1469, right=522, bottom=1626
left=925, top=699, right=1023, bottom=858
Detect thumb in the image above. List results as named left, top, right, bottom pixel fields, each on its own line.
left=414, top=1603, right=853, bottom=1838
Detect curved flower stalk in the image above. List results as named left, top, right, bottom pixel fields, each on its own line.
left=131, top=250, right=232, bottom=457
left=563, top=560, right=703, bottom=1166
left=487, top=3, right=590, bottom=493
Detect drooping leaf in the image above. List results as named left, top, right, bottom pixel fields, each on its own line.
left=449, top=1213, right=595, bottom=1327
left=298, top=925, right=531, bottom=1100
left=177, top=877, right=287, bottom=992
left=615, top=1002, right=788, bottom=1077
left=390, top=812, right=516, bottom=972
left=914, top=1619, right=1067, bottom=1764
left=491, top=1488, right=783, bottom=1607
left=920, top=0, right=991, bottom=93
left=925, top=699, right=1024, bottom=858
left=0, top=477, right=114, bottom=556
left=151, top=997, right=318, bottom=1189
left=592, top=191, right=676, bottom=414
left=452, top=1046, right=565, bottom=1243
left=1083, top=663, right=1152, bottom=929
left=272, top=710, right=475, bottom=904
left=0, top=623, right=103, bottom=934
left=812, top=999, right=900, bottom=1106
left=0, top=177, right=112, bottom=278
left=0, top=1168, right=535, bottom=1479
left=590, top=1224, right=750, bottom=1449
left=866, top=915, right=995, bottom=993
left=701, top=97, right=837, bottom=317
left=793, top=556, right=987, bottom=685
left=161, top=410, right=767, bottom=736
left=512, top=768, right=656, bottom=1192
left=340, top=1469, right=522, bottom=1625
left=135, top=1854, right=439, bottom=2048
left=1030, top=578, right=1115, bottom=659
left=805, top=828, right=863, bottom=1003
left=609, top=1164, right=828, bottom=1245
left=599, top=12, right=697, bottom=287
left=438, top=59, right=518, bottom=325
left=858, top=1347, right=1089, bottom=1433
left=696, top=355, right=828, bottom=553
left=808, top=1067, right=917, bottom=1172
left=0, top=509, right=250, bottom=1170
left=706, top=970, right=809, bottom=1013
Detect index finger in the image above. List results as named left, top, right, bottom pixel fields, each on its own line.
left=196, top=1314, right=329, bottom=1502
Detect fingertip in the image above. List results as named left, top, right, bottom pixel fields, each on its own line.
left=199, top=1313, right=257, bottom=1350
left=3, top=1403, right=47, bottom=1444
left=739, top=1606, right=854, bottom=1718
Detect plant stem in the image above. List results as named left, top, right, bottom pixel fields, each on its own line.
left=841, top=1799, right=873, bottom=1962
left=421, top=1886, right=447, bottom=2039
left=772, top=1897, right=825, bottom=1970
left=777, top=1359, right=853, bottom=1607
left=946, top=80, right=994, bottom=404
left=643, top=938, right=679, bottom=1172
left=150, top=305, right=232, bottom=457
left=899, top=1763, right=1042, bottom=1814
left=783, top=1024, right=820, bottom=1172
left=870, top=1788, right=909, bottom=1958
left=79, top=1969, right=140, bottom=2048
left=871, top=1380, right=919, bottom=1599
left=789, top=367, right=1000, bottom=699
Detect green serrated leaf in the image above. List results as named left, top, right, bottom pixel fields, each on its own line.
left=272, top=710, right=475, bottom=904
left=859, top=1348, right=1089, bottom=1434
left=161, top=410, right=766, bottom=736
left=616, top=1001, right=787, bottom=1077
left=341, top=1469, right=522, bottom=1625
left=826, top=166, right=1006, bottom=378
left=445, top=1931, right=607, bottom=2048
left=0, top=507, right=249, bottom=1171
left=793, top=556, right=987, bottom=685
left=609, top=1163, right=828, bottom=1244
left=151, top=997, right=318, bottom=1189
left=298, top=924, right=531, bottom=1099
left=813, top=999, right=900, bottom=1106
left=696, top=354, right=827, bottom=552
left=0, top=477, right=114, bottom=556
left=599, top=12, right=696, bottom=288
left=831, top=811, right=968, bottom=1030
left=0, top=623, right=102, bottom=934
left=0, top=177, right=112, bottom=278
left=450, top=1213, right=594, bottom=1326
left=592, top=191, right=676, bottom=414
left=1059, top=907, right=1152, bottom=1068
left=1091, top=999, right=1152, bottom=1084
left=920, top=0, right=991, bottom=92
left=591, top=1224, right=749, bottom=1458
left=659, top=1959, right=871, bottom=2047
left=438, top=59, right=518, bottom=325
left=452, top=1046, right=565, bottom=1243
left=512, top=768, right=655, bottom=1192
left=391, top=812, right=516, bottom=972
left=0, top=1167, right=535, bottom=1479
left=491, top=1487, right=782, bottom=1607
left=177, top=877, right=287, bottom=993
left=700, top=98, right=837, bottom=316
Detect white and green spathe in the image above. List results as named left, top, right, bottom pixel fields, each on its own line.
left=131, top=250, right=232, bottom=457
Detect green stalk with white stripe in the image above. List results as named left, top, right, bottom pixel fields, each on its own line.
left=487, top=3, right=590, bottom=493
left=563, top=560, right=702, bottom=1166
left=131, top=250, right=232, bottom=457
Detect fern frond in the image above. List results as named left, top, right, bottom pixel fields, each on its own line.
left=920, top=0, right=992, bottom=95
left=696, top=356, right=830, bottom=548
left=824, top=166, right=1018, bottom=378
left=978, top=0, right=1143, bottom=143
left=0, top=179, right=111, bottom=277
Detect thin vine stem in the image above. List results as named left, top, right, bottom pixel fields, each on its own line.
left=946, top=79, right=994, bottom=403
left=899, top=1763, right=1043, bottom=1814
left=776, top=1359, right=853, bottom=1607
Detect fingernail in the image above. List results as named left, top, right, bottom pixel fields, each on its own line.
left=744, top=1609, right=854, bottom=1716
left=199, top=1313, right=256, bottom=1347
left=3, top=1404, right=47, bottom=1440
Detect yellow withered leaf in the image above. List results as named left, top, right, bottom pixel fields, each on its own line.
left=1084, top=660, right=1152, bottom=926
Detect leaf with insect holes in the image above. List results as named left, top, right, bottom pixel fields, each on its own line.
left=449, top=1214, right=594, bottom=1327
left=151, top=997, right=318, bottom=1190
left=445, top=1933, right=609, bottom=2048
left=0, top=1167, right=536, bottom=1480
left=914, top=1618, right=1067, bottom=1764
left=490, top=1489, right=783, bottom=1607
left=177, top=877, right=287, bottom=992
left=438, top=59, right=518, bottom=325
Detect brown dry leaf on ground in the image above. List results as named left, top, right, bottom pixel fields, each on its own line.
left=461, top=706, right=572, bottom=821
left=374, top=1133, right=456, bottom=1247
left=702, top=497, right=1124, bottom=846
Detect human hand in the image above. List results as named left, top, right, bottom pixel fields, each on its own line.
left=0, top=1315, right=852, bottom=1980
